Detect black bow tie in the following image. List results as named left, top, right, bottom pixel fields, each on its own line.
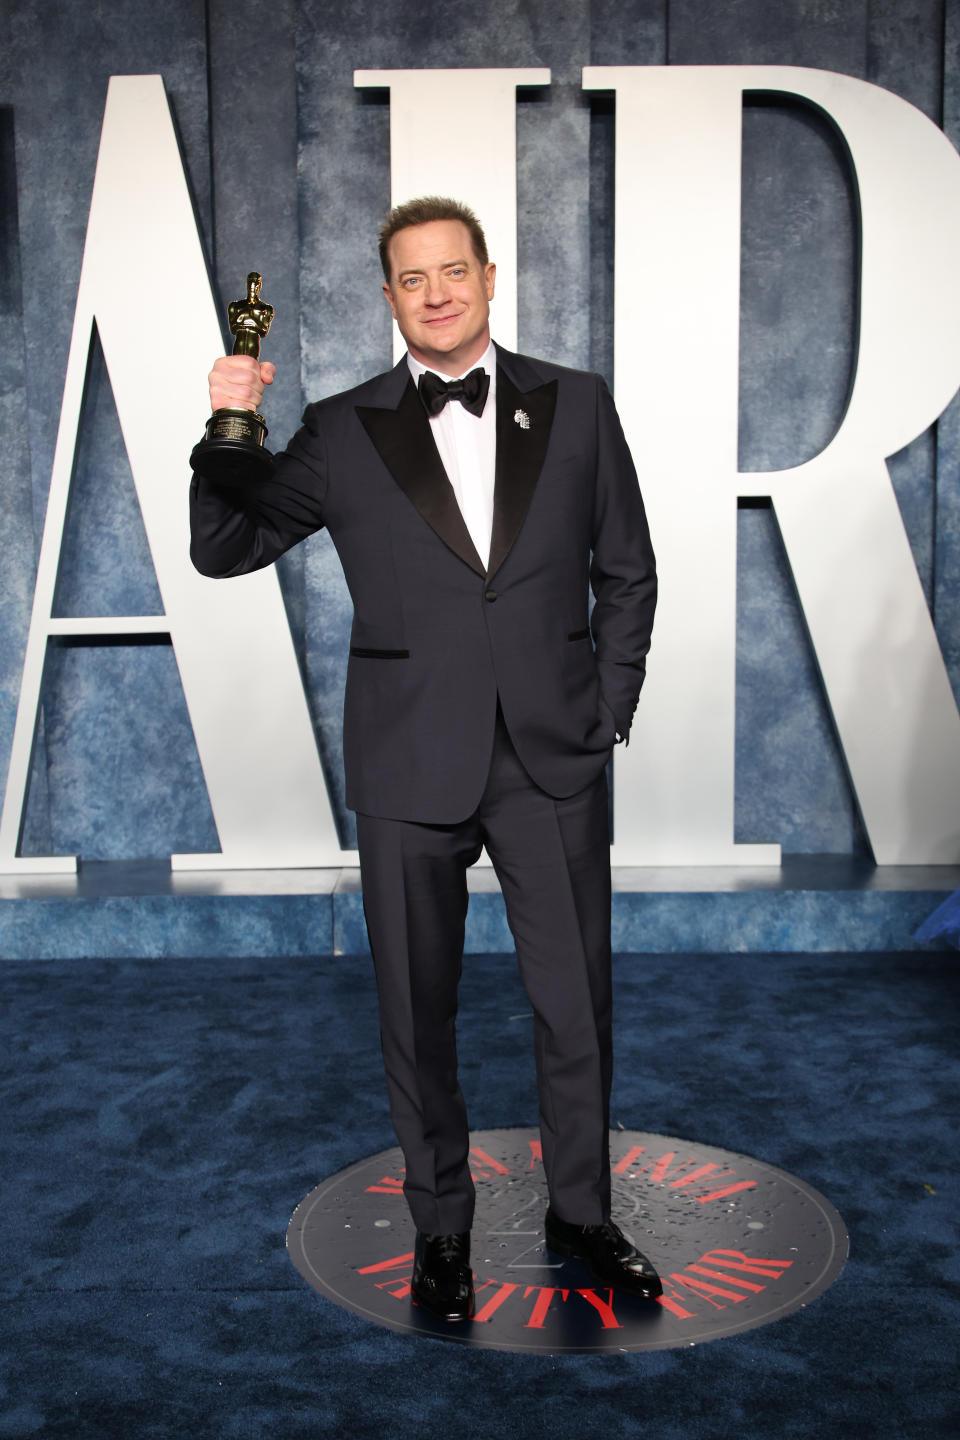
left=418, top=367, right=490, bottom=419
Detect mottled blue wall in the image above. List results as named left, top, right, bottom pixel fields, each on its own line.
left=1, top=0, right=957, bottom=862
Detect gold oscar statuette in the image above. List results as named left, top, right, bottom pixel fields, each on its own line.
left=190, top=271, right=275, bottom=483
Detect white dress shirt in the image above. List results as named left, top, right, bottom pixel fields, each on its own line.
left=406, top=341, right=497, bottom=571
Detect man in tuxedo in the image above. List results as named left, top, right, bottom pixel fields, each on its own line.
left=190, top=197, right=658, bottom=1321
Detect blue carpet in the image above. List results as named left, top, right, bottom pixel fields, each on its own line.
left=1, top=949, right=957, bottom=1438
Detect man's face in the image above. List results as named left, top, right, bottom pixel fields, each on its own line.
left=383, top=219, right=496, bottom=376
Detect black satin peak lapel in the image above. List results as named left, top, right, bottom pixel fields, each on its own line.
left=356, top=378, right=486, bottom=578
left=487, top=368, right=557, bottom=580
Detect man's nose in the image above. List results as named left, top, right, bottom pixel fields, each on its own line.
left=424, top=274, right=450, bottom=306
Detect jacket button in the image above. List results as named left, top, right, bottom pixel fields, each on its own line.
left=485, top=589, right=498, bottom=603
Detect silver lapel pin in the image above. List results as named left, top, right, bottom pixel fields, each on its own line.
left=514, top=408, right=531, bottom=430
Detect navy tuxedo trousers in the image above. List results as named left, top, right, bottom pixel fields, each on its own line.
left=357, top=706, right=613, bottom=1235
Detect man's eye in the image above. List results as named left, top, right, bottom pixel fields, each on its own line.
left=448, top=268, right=465, bottom=278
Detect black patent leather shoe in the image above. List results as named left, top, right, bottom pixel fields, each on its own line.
left=544, top=1207, right=663, bottom=1299
left=411, top=1231, right=475, bottom=1321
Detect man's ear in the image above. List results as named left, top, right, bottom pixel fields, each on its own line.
left=382, top=282, right=399, bottom=321
left=484, top=263, right=496, bottom=301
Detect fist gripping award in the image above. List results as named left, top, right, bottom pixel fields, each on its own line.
left=191, top=271, right=275, bottom=483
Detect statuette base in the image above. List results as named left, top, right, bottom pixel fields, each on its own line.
left=191, top=407, right=275, bottom=483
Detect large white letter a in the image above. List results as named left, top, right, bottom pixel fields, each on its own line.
left=0, top=76, right=352, bottom=872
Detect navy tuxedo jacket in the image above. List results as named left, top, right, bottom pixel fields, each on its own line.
left=190, top=346, right=657, bottom=823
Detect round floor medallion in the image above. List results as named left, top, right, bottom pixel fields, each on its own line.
left=287, top=1128, right=848, bottom=1352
